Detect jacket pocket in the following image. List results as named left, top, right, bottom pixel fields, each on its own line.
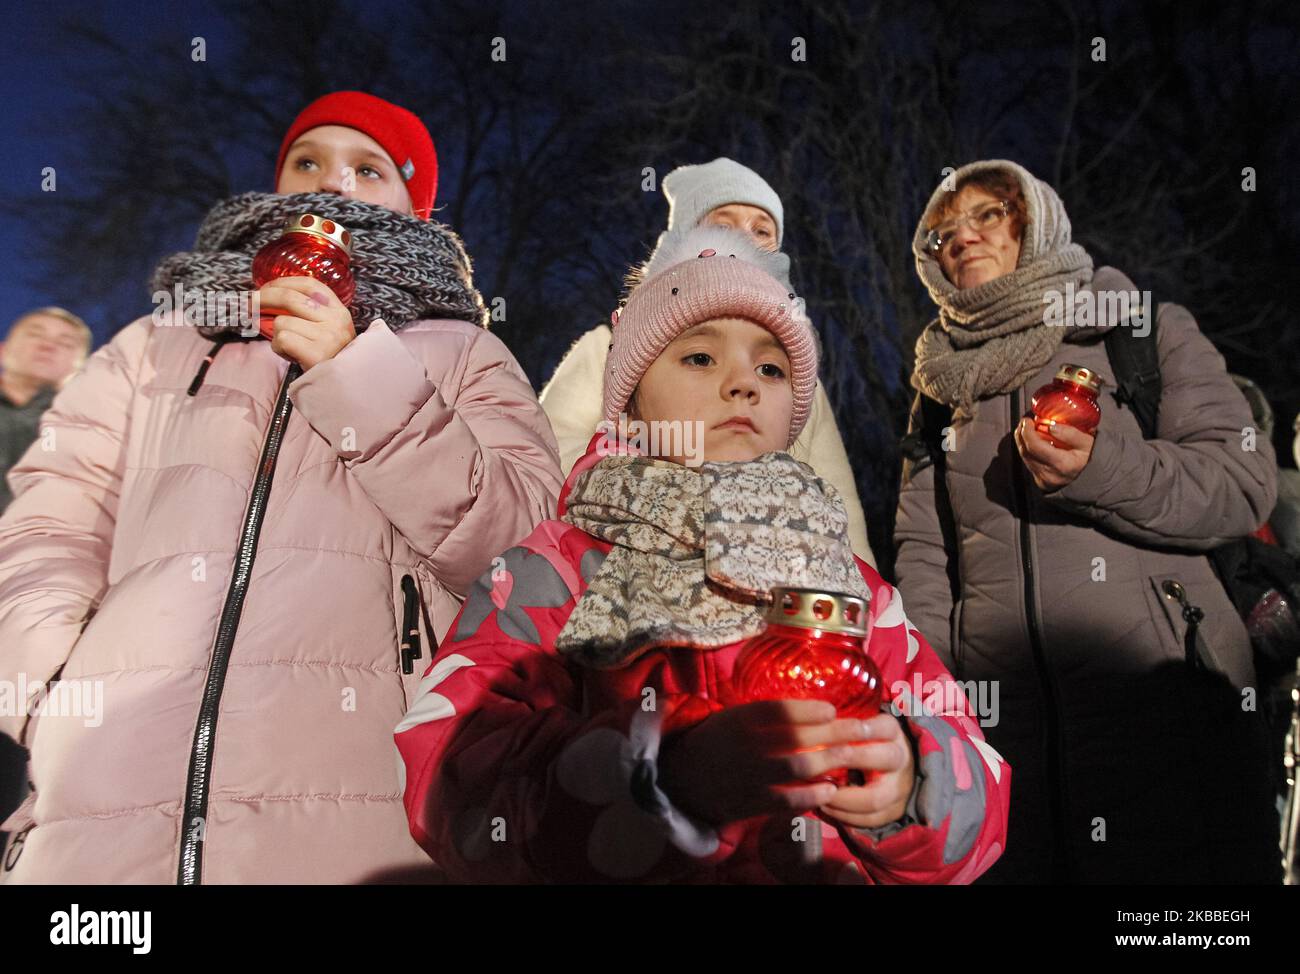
left=2, top=789, right=36, bottom=874
left=398, top=574, right=424, bottom=677
left=396, top=572, right=442, bottom=710
left=1146, top=574, right=1228, bottom=676
left=22, top=660, right=65, bottom=765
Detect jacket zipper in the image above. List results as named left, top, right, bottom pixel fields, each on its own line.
left=1010, top=388, right=1071, bottom=882
left=1161, top=579, right=1206, bottom=670
left=177, top=362, right=301, bottom=885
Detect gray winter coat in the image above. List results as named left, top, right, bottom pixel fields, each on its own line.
left=894, top=267, right=1281, bottom=883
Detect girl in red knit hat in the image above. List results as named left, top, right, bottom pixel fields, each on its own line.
left=275, top=90, right=439, bottom=220
left=396, top=225, right=1011, bottom=883
left=0, top=91, right=563, bottom=885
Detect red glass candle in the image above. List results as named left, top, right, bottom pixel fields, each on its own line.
left=733, top=588, right=882, bottom=787
left=1030, top=364, right=1102, bottom=448
left=250, top=213, right=354, bottom=339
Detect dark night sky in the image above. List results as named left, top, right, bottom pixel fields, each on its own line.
left=2, top=0, right=1296, bottom=497
left=0, top=0, right=234, bottom=337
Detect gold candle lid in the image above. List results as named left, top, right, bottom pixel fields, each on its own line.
left=282, top=213, right=352, bottom=255
left=1055, top=364, right=1101, bottom=393
left=765, top=587, right=870, bottom=637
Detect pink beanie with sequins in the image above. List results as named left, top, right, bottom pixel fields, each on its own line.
left=603, top=226, right=818, bottom=445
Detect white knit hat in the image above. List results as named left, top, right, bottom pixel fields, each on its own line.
left=662, top=158, right=785, bottom=246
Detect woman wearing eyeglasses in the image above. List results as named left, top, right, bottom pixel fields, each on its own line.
left=893, top=159, right=1280, bottom=883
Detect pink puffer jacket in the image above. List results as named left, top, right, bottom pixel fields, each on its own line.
left=0, top=313, right=563, bottom=884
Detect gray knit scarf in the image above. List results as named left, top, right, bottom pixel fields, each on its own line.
left=909, top=160, right=1095, bottom=416
left=556, top=452, right=868, bottom=669
left=151, top=192, right=486, bottom=337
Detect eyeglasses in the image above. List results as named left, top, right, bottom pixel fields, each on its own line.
left=926, top=200, right=1011, bottom=254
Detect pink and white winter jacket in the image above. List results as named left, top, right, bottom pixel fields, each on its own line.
left=0, top=313, right=562, bottom=884
left=396, top=438, right=1011, bottom=883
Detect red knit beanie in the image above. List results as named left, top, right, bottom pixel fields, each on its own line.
left=275, top=91, right=438, bottom=220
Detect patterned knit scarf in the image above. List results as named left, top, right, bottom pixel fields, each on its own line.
left=556, top=452, right=868, bottom=669
left=909, top=160, right=1095, bottom=416
left=151, top=192, right=486, bottom=337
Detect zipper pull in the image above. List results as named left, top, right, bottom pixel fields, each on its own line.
left=1162, top=579, right=1206, bottom=670
left=187, top=340, right=226, bottom=396
left=403, top=625, right=422, bottom=667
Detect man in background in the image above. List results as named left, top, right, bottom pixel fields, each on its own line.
left=0, top=307, right=91, bottom=511
left=0, top=305, right=91, bottom=856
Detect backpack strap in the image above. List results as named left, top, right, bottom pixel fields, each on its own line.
left=1103, top=302, right=1162, bottom=439
left=899, top=391, right=960, bottom=605
left=900, top=390, right=950, bottom=481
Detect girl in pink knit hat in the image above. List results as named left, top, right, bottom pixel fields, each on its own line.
left=396, top=226, right=1011, bottom=884
left=540, top=157, right=876, bottom=566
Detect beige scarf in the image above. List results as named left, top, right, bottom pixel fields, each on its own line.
left=556, top=452, right=868, bottom=669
